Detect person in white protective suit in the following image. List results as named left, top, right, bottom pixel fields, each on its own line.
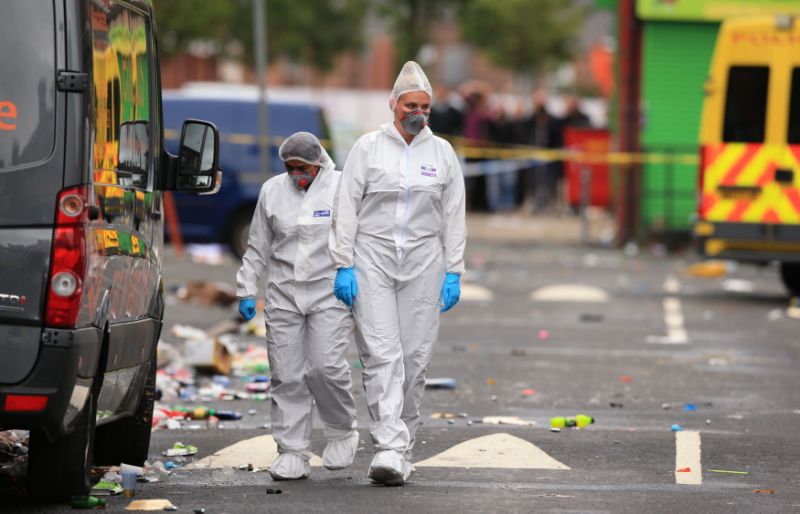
left=236, top=132, right=360, bottom=481
left=330, top=61, right=467, bottom=486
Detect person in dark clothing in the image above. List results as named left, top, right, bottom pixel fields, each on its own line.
left=428, top=84, right=463, bottom=137
left=486, top=104, right=522, bottom=211
left=520, top=91, right=563, bottom=213
left=562, top=96, right=591, bottom=129
left=462, top=89, right=492, bottom=211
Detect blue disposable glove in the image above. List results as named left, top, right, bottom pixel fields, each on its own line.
left=334, top=267, right=358, bottom=307
left=239, top=297, right=256, bottom=320
left=440, top=272, right=461, bottom=313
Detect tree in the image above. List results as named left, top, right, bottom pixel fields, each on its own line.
left=374, top=0, right=465, bottom=64
left=152, top=0, right=368, bottom=71
left=458, top=0, right=585, bottom=75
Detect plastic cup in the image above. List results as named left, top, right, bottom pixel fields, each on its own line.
left=121, top=470, right=137, bottom=497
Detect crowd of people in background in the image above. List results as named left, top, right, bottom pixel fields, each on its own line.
left=429, top=85, right=593, bottom=214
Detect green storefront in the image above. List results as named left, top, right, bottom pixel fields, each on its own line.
left=635, top=0, right=800, bottom=235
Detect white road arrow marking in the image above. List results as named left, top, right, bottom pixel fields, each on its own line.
left=415, top=433, right=570, bottom=470
left=186, top=434, right=323, bottom=469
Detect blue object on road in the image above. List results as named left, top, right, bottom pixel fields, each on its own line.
left=239, top=298, right=256, bottom=320
left=252, top=375, right=270, bottom=383
left=440, top=272, right=461, bottom=312
left=334, top=267, right=358, bottom=306
left=671, top=424, right=683, bottom=432
left=684, top=403, right=697, bottom=412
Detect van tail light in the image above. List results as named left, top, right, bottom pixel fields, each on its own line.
left=4, top=394, right=49, bottom=412
left=46, top=186, right=91, bottom=328
left=697, top=145, right=707, bottom=219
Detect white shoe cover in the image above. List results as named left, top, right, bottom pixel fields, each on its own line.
left=323, top=430, right=360, bottom=470
left=368, top=450, right=411, bottom=486
left=269, top=452, right=310, bottom=481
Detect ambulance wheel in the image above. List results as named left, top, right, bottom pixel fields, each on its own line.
left=779, top=262, right=800, bottom=296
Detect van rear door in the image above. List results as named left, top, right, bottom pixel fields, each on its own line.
left=0, top=0, right=64, bottom=326
left=700, top=17, right=800, bottom=227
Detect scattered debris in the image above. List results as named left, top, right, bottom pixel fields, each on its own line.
left=550, top=415, right=594, bottom=429
left=486, top=377, right=496, bottom=386
left=788, top=297, right=800, bottom=319
left=609, top=402, right=624, bottom=408
left=177, top=280, right=237, bottom=306
left=183, top=337, right=235, bottom=376
left=685, top=260, right=728, bottom=278
left=125, top=498, right=179, bottom=511
left=684, top=404, right=697, bottom=412
left=767, top=309, right=783, bottom=321
left=671, top=424, right=683, bottom=432
left=579, top=313, right=604, bottom=323
left=537, top=329, right=550, bottom=341
left=723, top=279, right=755, bottom=294
left=482, top=416, right=536, bottom=426
left=661, top=403, right=671, bottom=410
left=619, top=375, right=633, bottom=384
left=520, top=389, right=536, bottom=396
left=163, top=442, right=198, bottom=457
left=70, top=496, right=107, bottom=509
left=91, top=480, right=123, bottom=496
left=266, top=488, right=282, bottom=494
left=676, top=467, right=691, bottom=473
left=425, top=378, right=457, bottom=390
left=709, top=469, right=749, bottom=475
left=430, top=412, right=467, bottom=419
left=752, top=489, right=776, bottom=494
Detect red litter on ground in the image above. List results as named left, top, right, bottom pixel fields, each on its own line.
left=676, top=467, right=691, bottom=473
left=619, top=375, right=633, bottom=383
left=521, top=389, right=536, bottom=396
left=537, top=330, right=550, bottom=340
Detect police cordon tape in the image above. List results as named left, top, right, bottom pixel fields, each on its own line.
left=165, top=129, right=699, bottom=176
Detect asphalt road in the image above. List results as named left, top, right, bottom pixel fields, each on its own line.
left=7, top=234, right=800, bottom=513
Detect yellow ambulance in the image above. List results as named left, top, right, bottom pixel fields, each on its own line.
left=695, top=14, right=800, bottom=295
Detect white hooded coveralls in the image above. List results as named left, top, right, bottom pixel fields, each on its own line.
left=236, top=152, right=357, bottom=456
left=330, top=123, right=467, bottom=454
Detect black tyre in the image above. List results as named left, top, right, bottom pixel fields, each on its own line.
left=93, top=345, right=157, bottom=466
left=228, top=208, right=254, bottom=260
left=27, top=393, right=96, bottom=502
left=780, top=262, right=800, bottom=296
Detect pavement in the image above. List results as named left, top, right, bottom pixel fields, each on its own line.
left=5, top=212, right=800, bottom=512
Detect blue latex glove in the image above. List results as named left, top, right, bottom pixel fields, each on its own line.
left=440, top=272, right=461, bottom=312
left=239, top=297, right=256, bottom=320
left=334, top=267, right=358, bottom=307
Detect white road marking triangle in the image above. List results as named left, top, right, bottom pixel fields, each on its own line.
left=461, top=283, right=494, bottom=301
left=414, top=432, right=570, bottom=470
left=186, top=434, right=323, bottom=469
left=530, top=284, right=609, bottom=303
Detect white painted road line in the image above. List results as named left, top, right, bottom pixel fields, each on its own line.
left=187, top=434, right=324, bottom=469
left=663, top=275, right=682, bottom=294
left=675, top=431, right=702, bottom=485
left=647, top=296, right=689, bottom=344
left=415, top=433, right=570, bottom=470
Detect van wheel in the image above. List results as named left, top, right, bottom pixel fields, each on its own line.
left=780, top=262, right=800, bottom=296
left=228, top=210, right=252, bottom=260
left=27, top=393, right=96, bottom=501
left=93, top=345, right=156, bottom=466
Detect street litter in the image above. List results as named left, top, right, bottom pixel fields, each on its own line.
left=185, top=243, right=228, bottom=265
left=125, top=499, right=178, bottom=511
left=767, top=309, right=783, bottom=321
left=661, top=403, right=671, bottom=410
left=788, top=297, right=800, bottom=319
left=482, top=416, right=536, bottom=426
left=671, top=424, right=683, bottom=432
left=70, top=495, right=107, bottom=509
left=163, top=442, right=198, bottom=457
left=430, top=412, right=467, bottom=419
left=753, top=489, right=776, bottom=494
left=511, top=348, right=527, bottom=356
left=723, top=278, right=755, bottom=293
left=619, top=375, right=633, bottom=383
left=684, top=404, right=697, bottom=412
left=266, top=488, right=282, bottom=494
left=676, top=467, right=691, bottom=472
left=486, top=377, right=496, bottom=385
left=550, top=415, right=594, bottom=429
left=425, top=378, right=457, bottom=390
left=183, top=337, right=235, bottom=376
left=520, top=389, right=536, bottom=396
left=609, top=402, right=624, bottom=408
left=685, top=260, right=728, bottom=278
left=708, top=469, right=749, bottom=475
left=537, top=329, right=550, bottom=340
left=91, top=480, right=123, bottom=496
left=0, top=430, right=28, bottom=480
left=579, top=313, right=604, bottom=323
left=170, top=324, right=209, bottom=341
left=176, top=280, right=237, bottom=306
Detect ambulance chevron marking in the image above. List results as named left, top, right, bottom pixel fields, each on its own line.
left=721, top=144, right=759, bottom=186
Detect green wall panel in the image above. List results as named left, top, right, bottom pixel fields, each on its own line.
left=640, top=21, right=718, bottom=232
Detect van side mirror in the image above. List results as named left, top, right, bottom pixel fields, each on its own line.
left=175, top=120, right=221, bottom=194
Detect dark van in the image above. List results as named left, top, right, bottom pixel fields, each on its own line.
left=162, top=92, right=331, bottom=257
left=0, top=0, right=220, bottom=500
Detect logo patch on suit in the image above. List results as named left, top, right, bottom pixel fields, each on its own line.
left=313, top=210, right=331, bottom=217
left=420, top=164, right=437, bottom=177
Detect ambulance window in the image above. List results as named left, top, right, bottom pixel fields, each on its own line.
left=788, top=68, right=800, bottom=144
left=723, top=66, right=769, bottom=143
left=0, top=0, right=56, bottom=171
